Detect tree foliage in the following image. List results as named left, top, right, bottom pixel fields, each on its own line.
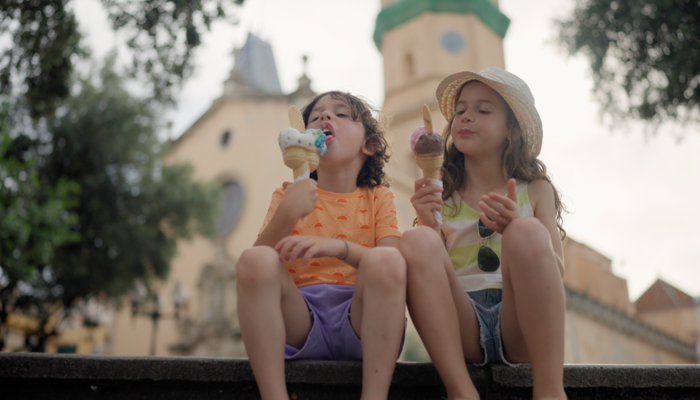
left=42, top=62, right=221, bottom=302
left=0, top=0, right=85, bottom=120
left=557, top=0, right=700, bottom=130
left=1, top=0, right=244, bottom=119
left=0, top=101, right=80, bottom=351
left=0, top=63, right=221, bottom=350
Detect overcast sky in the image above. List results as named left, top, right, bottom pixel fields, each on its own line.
left=73, top=0, right=700, bottom=300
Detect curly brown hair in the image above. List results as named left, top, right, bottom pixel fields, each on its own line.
left=302, top=91, right=391, bottom=188
left=441, top=82, right=568, bottom=239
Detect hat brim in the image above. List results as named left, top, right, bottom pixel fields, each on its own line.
left=436, top=70, right=543, bottom=157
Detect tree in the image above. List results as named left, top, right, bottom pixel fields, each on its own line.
left=556, top=0, right=700, bottom=130
left=1, top=0, right=244, bottom=119
left=44, top=61, right=220, bottom=302
left=0, top=63, right=221, bottom=351
left=0, top=102, right=80, bottom=351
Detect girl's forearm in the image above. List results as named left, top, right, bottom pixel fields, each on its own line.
left=344, top=236, right=400, bottom=269
left=340, top=240, right=368, bottom=269
left=254, top=209, right=299, bottom=247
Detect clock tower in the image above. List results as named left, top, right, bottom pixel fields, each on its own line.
left=373, top=0, right=510, bottom=229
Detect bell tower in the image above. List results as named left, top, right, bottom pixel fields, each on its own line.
left=374, top=0, right=510, bottom=229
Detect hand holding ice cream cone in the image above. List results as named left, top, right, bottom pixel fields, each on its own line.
left=279, top=106, right=328, bottom=221
left=410, top=105, right=445, bottom=224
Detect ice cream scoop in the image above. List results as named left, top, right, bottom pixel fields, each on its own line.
left=411, top=105, right=445, bottom=180
left=413, top=132, right=444, bottom=155
left=280, top=106, right=327, bottom=180
left=279, top=127, right=317, bottom=179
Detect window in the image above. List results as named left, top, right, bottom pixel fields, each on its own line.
left=404, top=53, right=415, bottom=78
left=220, top=130, right=232, bottom=148
left=217, top=182, right=244, bottom=235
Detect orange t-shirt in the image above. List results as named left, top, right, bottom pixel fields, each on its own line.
left=259, top=185, right=401, bottom=287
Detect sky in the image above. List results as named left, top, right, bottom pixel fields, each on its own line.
left=72, top=0, right=700, bottom=300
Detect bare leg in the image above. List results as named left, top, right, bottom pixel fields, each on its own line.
left=350, top=247, right=407, bottom=400
left=499, top=218, right=567, bottom=400
left=399, top=226, right=481, bottom=400
left=237, top=246, right=313, bottom=400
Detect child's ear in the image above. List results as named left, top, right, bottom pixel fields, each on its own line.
left=509, top=124, right=523, bottom=142
left=361, top=139, right=377, bottom=156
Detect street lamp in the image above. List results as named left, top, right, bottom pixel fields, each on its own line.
left=127, top=281, right=190, bottom=356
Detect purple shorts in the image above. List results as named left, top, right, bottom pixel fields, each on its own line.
left=284, top=284, right=406, bottom=361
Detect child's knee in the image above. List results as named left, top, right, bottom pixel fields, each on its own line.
left=361, top=247, right=407, bottom=288
left=399, top=226, right=443, bottom=262
left=236, top=246, right=283, bottom=286
left=503, top=218, right=552, bottom=262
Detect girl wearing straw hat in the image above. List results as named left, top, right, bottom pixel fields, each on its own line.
left=400, top=68, right=567, bottom=400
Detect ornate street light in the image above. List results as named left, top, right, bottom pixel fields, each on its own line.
left=127, top=281, right=190, bottom=356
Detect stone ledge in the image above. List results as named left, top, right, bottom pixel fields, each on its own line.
left=1, top=353, right=699, bottom=399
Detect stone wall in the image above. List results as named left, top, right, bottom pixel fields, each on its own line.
left=2, top=353, right=699, bottom=399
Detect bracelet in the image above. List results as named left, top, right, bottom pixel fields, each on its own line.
left=340, top=238, right=349, bottom=261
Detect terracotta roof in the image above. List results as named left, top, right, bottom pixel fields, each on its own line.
left=635, top=279, right=695, bottom=312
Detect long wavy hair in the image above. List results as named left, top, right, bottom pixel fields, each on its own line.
left=302, top=91, right=391, bottom=188
left=441, top=83, right=568, bottom=239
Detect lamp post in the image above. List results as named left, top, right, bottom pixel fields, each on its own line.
left=127, top=281, right=189, bottom=356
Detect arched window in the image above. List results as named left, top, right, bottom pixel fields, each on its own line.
left=217, top=182, right=244, bottom=235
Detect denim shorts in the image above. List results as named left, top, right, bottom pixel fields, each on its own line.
left=285, top=284, right=406, bottom=361
left=466, top=288, right=516, bottom=366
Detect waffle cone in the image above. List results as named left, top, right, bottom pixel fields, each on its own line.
left=416, top=152, right=444, bottom=180
left=306, top=149, right=320, bottom=173
left=289, top=106, right=305, bottom=131
left=283, top=146, right=310, bottom=179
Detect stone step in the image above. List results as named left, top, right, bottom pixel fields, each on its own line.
left=1, top=353, right=699, bottom=399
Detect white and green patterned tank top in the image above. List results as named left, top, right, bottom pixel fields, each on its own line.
left=441, top=179, right=534, bottom=292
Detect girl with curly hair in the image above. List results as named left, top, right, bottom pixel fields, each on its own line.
left=237, top=91, right=406, bottom=400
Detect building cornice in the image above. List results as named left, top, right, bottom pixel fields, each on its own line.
left=373, top=0, right=511, bottom=50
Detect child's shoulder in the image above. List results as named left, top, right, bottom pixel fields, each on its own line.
left=367, top=185, right=396, bottom=199
left=526, top=178, right=553, bottom=192
left=525, top=178, right=554, bottom=209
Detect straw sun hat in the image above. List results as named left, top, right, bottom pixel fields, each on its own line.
left=436, top=67, right=543, bottom=157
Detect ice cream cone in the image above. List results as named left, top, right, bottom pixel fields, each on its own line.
left=416, top=152, right=443, bottom=180
left=306, top=149, right=320, bottom=173
left=283, top=146, right=310, bottom=179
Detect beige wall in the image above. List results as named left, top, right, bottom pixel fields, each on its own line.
left=563, top=239, right=635, bottom=315
left=564, top=310, right=692, bottom=364
left=637, top=307, right=699, bottom=346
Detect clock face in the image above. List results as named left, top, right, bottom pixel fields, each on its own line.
left=441, top=31, right=465, bottom=54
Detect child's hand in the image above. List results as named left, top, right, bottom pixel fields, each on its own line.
left=279, top=179, right=318, bottom=221
left=478, top=178, right=519, bottom=234
left=275, top=235, right=347, bottom=266
left=411, top=177, right=443, bottom=231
